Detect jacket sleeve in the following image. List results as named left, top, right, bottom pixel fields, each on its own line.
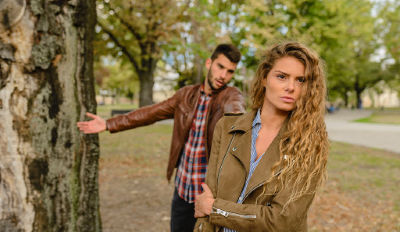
left=106, top=88, right=183, bottom=133
left=223, top=87, right=245, bottom=114
left=194, top=117, right=226, bottom=232
left=209, top=181, right=316, bottom=232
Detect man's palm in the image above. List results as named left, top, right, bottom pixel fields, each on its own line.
left=77, top=112, right=106, bottom=134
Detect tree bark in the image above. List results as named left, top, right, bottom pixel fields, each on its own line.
left=138, top=70, right=155, bottom=106
left=354, top=75, right=363, bottom=109
left=0, top=0, right=100, bottom=231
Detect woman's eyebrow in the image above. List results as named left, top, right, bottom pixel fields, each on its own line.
left=274, top=70, right=289, bottom=76
left=274, top=70, right=305, bottom=79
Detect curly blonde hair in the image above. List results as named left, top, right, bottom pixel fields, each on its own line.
left=251, top=41, right=329, bottom=211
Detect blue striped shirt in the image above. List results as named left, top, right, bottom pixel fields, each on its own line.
left=224, top=109, right=263, bottom=232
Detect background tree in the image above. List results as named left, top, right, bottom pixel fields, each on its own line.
left=242, top=0, right=387, bottom=108
left=0, top=0, right=100, bottom=231
left=380, top=0, right=400, bottom=96
left=164, top=0, right=247, bottom=89
left=96, top=0, right=189, bottom=106
left=97, top=60, right=139, bottom=104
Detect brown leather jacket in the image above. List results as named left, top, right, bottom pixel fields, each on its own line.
left=106, top=84, right=245, bottom=181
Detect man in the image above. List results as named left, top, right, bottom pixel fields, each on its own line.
left=77, top=44, right=245, bottom=232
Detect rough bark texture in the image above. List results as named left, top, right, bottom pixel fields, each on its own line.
left=138, top=70, right=155, bottom=107
left=0, top=0, right=100, bottom=231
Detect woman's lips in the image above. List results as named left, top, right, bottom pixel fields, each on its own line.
left=281, top=96, right=295, bottom=103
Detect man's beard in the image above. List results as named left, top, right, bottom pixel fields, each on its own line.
left=206, top=69, right=225, bottom=91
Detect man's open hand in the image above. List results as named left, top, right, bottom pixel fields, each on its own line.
left=77, top=112, right=106, bottom=134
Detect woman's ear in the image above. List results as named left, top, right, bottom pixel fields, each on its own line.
left=262, top=77, right=268, bottom=89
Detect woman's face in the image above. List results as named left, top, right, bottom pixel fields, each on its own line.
left=262, top=56, right=306, bottom=113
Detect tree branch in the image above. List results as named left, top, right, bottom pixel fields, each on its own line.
left=102, top=2, right=144, bottom=43
left=98, top=21, right=140, bottom=72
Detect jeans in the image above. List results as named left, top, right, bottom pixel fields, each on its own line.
left=170, top=188, right=197, bottom=232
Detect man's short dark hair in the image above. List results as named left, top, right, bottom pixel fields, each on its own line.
left=210, top=44, right=241, bottom=64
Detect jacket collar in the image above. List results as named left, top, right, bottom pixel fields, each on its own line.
left=228, top=110, right=257, bottom=134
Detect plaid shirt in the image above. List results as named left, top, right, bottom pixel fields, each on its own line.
left=175, top=87, right=210, bottom=203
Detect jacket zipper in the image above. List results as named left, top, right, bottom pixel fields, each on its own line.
left=216, top=133, right=236, bottom=188
left=212, top=207, right=256, bottom=219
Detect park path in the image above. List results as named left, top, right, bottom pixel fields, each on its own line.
left=325, top=109, right=400, bottom=154
left=158, top=109, right=400, bottom=153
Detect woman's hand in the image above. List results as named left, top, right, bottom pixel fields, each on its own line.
left=194, top=183, right=215, bottom=218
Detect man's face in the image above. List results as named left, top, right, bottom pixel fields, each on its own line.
left=204, top=54, right=238, bottom=92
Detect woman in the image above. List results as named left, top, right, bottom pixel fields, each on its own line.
left=194, top=42, right=328, bottom=232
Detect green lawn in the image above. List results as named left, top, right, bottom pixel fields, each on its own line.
left=97, top=104, right=137, bottom=118
left=355, top=110, right=400, bottom=125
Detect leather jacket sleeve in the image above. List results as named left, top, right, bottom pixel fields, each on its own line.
left=106, top=88, right=182, bottom=133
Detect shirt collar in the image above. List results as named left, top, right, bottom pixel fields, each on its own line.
left=199, top=84, right=211, bottom=96
left=252, top=109, right=262, bottom=128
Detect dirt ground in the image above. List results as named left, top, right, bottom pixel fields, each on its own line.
left=99, top=174, right=173, bottom=232
left=99, top=174, right=399, bottom=232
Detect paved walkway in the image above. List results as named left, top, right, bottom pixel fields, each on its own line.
left=325, top=109, right=400, bottom=154
left=157, top=109, right=400, bottom=154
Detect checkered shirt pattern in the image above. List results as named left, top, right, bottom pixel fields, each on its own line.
left=174, top=90, right=210, bottom=203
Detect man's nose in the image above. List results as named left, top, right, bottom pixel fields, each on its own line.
left=220, top=69, right=228, bottom=78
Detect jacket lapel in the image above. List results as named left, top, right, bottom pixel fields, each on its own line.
left=244, top=117, right=289, bottom=198
left=228, top=111, right=257, bottom=177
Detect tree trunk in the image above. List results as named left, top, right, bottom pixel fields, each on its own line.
left=354, top=75, right=363, bottom=109
left=138, top=70, right=154, bottom=106
left=343, top=92, right=349, bottom=108
left=194, top=54, right=204, bottom=84
left=356, top=89, right=363, bottom=109
left=0, top=0, right=101, bottom=231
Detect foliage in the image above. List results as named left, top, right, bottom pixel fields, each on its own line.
left=94, top=59, right=139, bottom=102
left=96, top=0, right=189, bottom=106
left=163, top=0, right=247, bottom=89
left=94, top=0, right=400, bottom=107
left=241, top=0, right=392, bottom=108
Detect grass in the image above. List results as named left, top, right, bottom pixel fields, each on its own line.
left=97, top=104, right=137, bottom=118
left=98, top=105, right=400, bottom=231
left=328, top=141, right=400, bottom=201
left=355, top=110, right=400, bottom=125
left=99, top=123, right=172, bottom=178
left=309, top=141, right=400, bottom=231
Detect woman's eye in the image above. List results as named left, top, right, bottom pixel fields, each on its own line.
left=297, top=77, right=306, bottom=83
left=277, top=74, right=285, bottom=79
